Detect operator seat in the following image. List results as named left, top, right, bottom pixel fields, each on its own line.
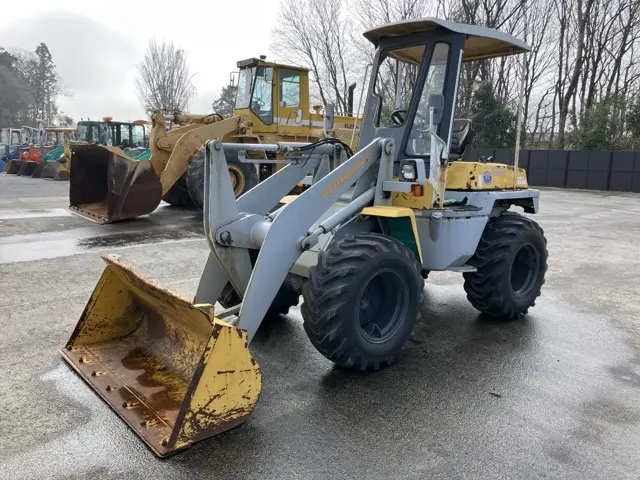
left=448, top=119, right=474, bottom=160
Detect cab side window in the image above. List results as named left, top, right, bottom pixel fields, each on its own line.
left=120, top=125, right=131, bottom=147
left=132, top=125, right=145, bottom=147
left=280, top=71, right=301, bottom=108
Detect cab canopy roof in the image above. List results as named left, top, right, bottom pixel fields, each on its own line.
left=363, top=17, right=530, bottom=62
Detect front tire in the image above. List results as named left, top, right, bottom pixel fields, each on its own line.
left=162, top=175, right=194, bottom=207
left=463, top=212, right=548, bottom=319
left=301, top=233, right=423, bottom=371
left=187, top=148, right=259, bottom=210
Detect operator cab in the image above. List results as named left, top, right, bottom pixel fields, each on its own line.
left=76, top=119, right=147, bottom=148
left=232, top=57, right=308, bottom=127
left=359, top=18, right=529, bottom=166
left=8, top=129, right=20, bottom=146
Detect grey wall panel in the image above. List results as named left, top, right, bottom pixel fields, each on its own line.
left=566, top=170, right=588, bottom=189
left=529, top=150, right=548, bottom=169
left=494, top=148, right=513, bottom=165
left=568, top=151, right=589, bottom=170
left=611, top=151, right=635, bottom=172
left=609, top=172, right=633, bottom=192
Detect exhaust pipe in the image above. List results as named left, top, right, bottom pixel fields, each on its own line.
left=347, top=83, right=357, bottom=117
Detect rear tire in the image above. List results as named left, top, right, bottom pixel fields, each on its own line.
left=463, top=212, right=548, bottom=319
left=187, top=148, right=259, bottom=210
left=162, top=175, right=194, bottom=207
left=301, top=232, right=423, bottom=371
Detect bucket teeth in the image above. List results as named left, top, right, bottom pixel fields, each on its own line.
left=60, top=254, right=262, bottom=457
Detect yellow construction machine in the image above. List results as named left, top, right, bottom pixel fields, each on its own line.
left=43, top=118, right=150, bottom=181
left=67, top=56, right=363, bottom=223
left=60, top=18, right=548, bottom=458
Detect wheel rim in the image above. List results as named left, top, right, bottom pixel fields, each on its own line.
left=509, top=243, right=540, bottom=298
left=356, top=269, right=409, bottom=344
left=228, top=165, right=246, bottom=196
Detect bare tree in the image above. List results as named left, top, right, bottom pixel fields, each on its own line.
left=134, top=39, right=196, bottom=112
left=517, top=0, right=556, bottom=146
left=272, top=0, right=358, bottom=114
left=552, top=0, right=597, bottom=148
left=348, top=0, right=437, bottom=115
left=270, top=0, right=640, bottom=149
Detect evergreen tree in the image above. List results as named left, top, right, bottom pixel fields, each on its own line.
left=470, top=82, right=517, bottom=148
left=568, top=99, right=616, bottom=150
left=33, top=43, right=59, bottom=124
left=627, top=99, right=640, bottom=143
left=0, top=47, right=35, bottom=127
left=212, top=85, right=238, bottom=116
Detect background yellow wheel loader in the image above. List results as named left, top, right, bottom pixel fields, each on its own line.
left=46, top=118, right=149, bottom=181
left=67, top=56, right=363, bottom=224
left=60, top=17, right=548, bottom=457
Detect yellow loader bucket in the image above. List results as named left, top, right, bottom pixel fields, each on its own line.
left=60, top=254, right=262, bottom=457
left=68, top=144, right=162, bottom=224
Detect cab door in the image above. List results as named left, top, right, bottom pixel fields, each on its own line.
left=275, top=69, right=305, bottom=135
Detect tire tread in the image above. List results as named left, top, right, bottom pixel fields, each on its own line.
left=463, top=212, right=548, bottom=319
left=302, top=232, right=423, bottom=371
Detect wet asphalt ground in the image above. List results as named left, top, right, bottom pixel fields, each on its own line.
left=0, top=174, right=639, bottom=479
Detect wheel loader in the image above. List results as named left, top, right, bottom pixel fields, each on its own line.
left=0, top=128, right=21, bottom=173
left=60, top=17, right=548, bottom=457
left=42, top=118, right=149, bottom=181
left=3, top=126, right=43, bottom=174
left=19, top=127, right=76, bottom=178
left=67, top=56, right=362, bottom=224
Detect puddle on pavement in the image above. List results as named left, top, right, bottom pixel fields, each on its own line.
left=0, top=224, right=204, bottom=264
left=0, top=208, right=73, bottom=220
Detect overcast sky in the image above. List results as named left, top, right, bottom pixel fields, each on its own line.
left=0, top=0, right=282, bottom=122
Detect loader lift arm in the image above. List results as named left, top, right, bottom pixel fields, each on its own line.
left=148, top=112, right=243, bottom=196
left=196, top=137, right=388, bottom=342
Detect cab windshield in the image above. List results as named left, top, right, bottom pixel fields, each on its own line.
left=234, top=65, right=273, bottom=124
left=10, top=131, right=20, bottom=145
left=77, top=122, right=103, bottom=143
left=77, top=123, right=90, bottom=142
left=235, top=67, right=254, bottom=109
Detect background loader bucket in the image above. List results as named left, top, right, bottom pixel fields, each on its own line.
left=35, top=145, right=65, bottom=178
left=19, top=161, right=39, bottom=177
left=5, top=159, right=22, bottom=174
left=68, top=144, right=163, bottom=223
left=60, top=254, right=262, bottom=457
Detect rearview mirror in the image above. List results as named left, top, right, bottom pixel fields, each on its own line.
left=229, top=71, right=238, bottom=88
left=323, top=104, right=335, bottom=132
left=428, top=94, right=444, bottom=126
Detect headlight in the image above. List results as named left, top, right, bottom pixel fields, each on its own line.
left=401, top=163, right=416, bottom=181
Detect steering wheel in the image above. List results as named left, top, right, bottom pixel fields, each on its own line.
left=391, top=108, right=407, bottom=125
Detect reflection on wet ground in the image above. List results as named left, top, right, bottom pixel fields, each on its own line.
left=0, top=208, right=73, bottom=220
left=0, top=223, right=204, bottom=264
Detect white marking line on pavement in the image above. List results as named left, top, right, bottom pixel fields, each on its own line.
left=0, top=208, right=73, bottom=220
